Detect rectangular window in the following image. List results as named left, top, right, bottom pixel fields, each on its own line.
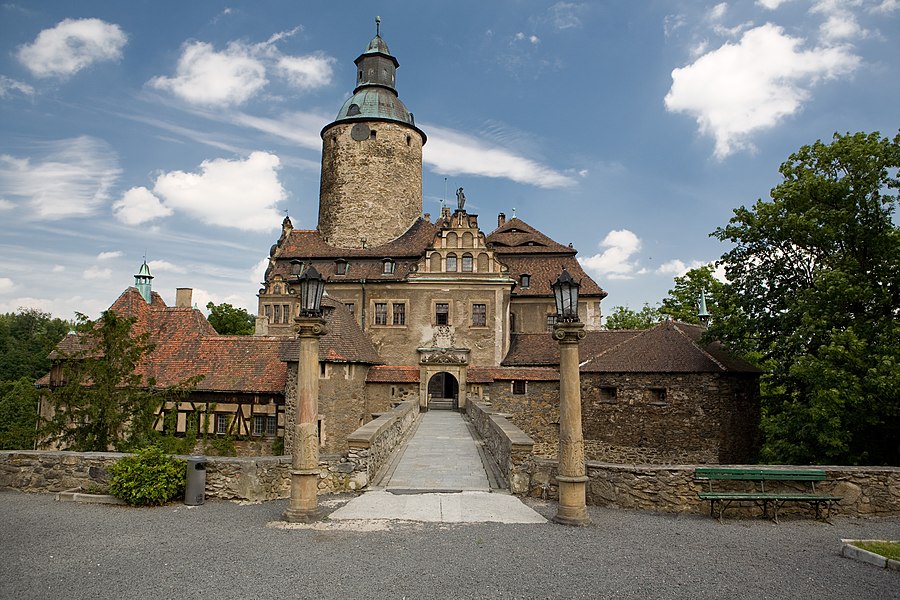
left=266, top=415, right=277, bottom=435
left=383, top=260, right=395, bottom=274
left=336, top=261, right=347, bottom=275
left=264, top=304, right=272, bottom=322
left=647, top=388, right=668, bottom=405
left=273, top=304, right=281, bottom=324
left=215, top=414, right=229, bottom=434
left=282, top=304, right=290, bottom=324
left=546, top=314, right=558, bottom=332
left=472, top=303, right=486, bottom=327
left=393, top=303, right=406, bottom=325
left=446, top=255, right=457, bottom=272
left=252, top=415, right=265, bottom=436
left=435, top=302, right=449, bottom=325
left=600, top=387, right=617, bottom=402
left=374, top=302, right=388, bottom=325
left=512, top=380, right=527, bottom=395
left=462, top=255, right=473, bottom=272
left=346, top=302, right=355, bottom=317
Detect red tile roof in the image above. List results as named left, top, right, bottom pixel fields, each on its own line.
left=469, top=366, right=560, bottom=382
left=366, top=365, right=419, bottom=383
left=280, top=297, right=381, bottom=364
left=502, top=322, right=760, bottom=374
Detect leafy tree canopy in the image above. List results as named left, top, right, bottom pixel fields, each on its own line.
left=206, top=302, right=255, bottom=335
left=0, top=378, right=41, bottom=450
left=0, top=309, right=70, bottom=381
left=712, top=131, right=900, bottom=465
left=604, top=304, right=661, bottom=330
left=43, top=310, right=198, bottom=452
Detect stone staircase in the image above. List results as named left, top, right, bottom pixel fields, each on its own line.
left=428, top=397, right=457, bottom=411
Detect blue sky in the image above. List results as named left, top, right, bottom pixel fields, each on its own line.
left=1, top=1, right=898, bottom=320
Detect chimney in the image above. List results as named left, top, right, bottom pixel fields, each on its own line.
left=498, top=212, right=506, bottom=228
left=175, top=288, right=193, bottom=308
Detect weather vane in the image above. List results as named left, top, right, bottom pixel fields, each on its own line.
left=376, top=16, right=381, bottom=36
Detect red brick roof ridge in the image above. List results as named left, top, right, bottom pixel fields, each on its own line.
left=671, top=321, right=728, bottom=371
left=579, top=328, right=645, bottom=368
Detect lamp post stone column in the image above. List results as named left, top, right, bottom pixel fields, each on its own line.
left=552, top=320, right=590, bottom=526
left=283, top=315, right=327, bottom=523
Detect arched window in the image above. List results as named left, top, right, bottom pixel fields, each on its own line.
left=335, top=260, right=348, bottom=275
left=461, top=253, right=473, bottom=272
left=477, top=253, right=489, bottom=272
left=462, top=232, right=474, bottom=248
left=382, top=259, right=395, bottom=274
left=430, top=252, right=442, bottom=272
left=446, top=232, right=458, bottom=248
left=347, top=103, right=361, bottom=116
left=446, top=253, right=457, bottom=272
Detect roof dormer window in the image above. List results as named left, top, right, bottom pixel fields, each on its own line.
left=382, top=259, right=395, bottom=274
left=335, top=260, right=348, bottom=276
left=520, top=274, right=531, bottom=288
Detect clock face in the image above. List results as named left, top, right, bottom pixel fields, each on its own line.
left=350, top=123, right=370, bottom=141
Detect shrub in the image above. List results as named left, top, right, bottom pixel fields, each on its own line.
left=109, top=446, right=186, bottom=506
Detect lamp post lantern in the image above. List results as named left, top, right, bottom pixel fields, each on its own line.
left=550, top=269, right=591, bottom=526
left=283, top=265, right=327, bottom=523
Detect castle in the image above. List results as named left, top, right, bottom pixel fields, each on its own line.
left=40, top=26, right=760, bottom=465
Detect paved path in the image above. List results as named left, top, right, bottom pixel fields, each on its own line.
left=329, top=411, right=545, bottom=524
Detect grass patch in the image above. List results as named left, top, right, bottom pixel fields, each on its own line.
left=850, top=540, right=900, bottom=562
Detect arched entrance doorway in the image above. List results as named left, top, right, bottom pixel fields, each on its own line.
left=427, top=372, right=458, bottom=410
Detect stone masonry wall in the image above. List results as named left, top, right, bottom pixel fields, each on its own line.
left=318, top=121, right=423, bottom=248
left=347, top=399, right=419, bottom=484
left=525, top=458, right=900, bottom=517
left=466, top=399, right=534, bottom=494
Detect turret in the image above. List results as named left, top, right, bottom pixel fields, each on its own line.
left=317, top=17, right=426, bottom=248
left=134, top=260, right=153, bottom=303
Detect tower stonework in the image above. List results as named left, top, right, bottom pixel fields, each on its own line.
left=317, top=26, right=426, bottom=249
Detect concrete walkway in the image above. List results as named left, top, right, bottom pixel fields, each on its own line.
left=329, top=411, right=545, bottom=524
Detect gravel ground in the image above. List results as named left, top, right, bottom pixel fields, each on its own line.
left=1, top=490, right=898, bottom=600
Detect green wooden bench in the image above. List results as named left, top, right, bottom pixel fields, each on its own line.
left=694, top=467, right=841, bottom=522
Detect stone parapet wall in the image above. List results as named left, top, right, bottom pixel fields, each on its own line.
left=0, top=451, right=367, bottom=502
left=525, top=459, right=900, bottom=517
left=346, top=399, right=419, bottom=483
left=466, top=399, right=534, bottom=494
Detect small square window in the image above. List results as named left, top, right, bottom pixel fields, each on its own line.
left=393, top=303, right=406, bottom=326
left=215, top=414, right=229, bottom=435
left=374, top=302, right=388, bottom=325
left=600, top=387, right=617, bottom=402
left=512, top=380, right=527, bottom=395
left=647, top=388, right=668, bottom=405
left=252, top=415, right=265, bottom=436
left=546, top=314, right=558, bottom=332
left=435, top=303, right=449, bottom=325
left=520, top=274, right=531, bottom=288
left=472, top=303, right=486, bottom=327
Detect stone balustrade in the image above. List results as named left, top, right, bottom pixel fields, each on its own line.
left=346, top=398, right=420, bottom=484
left=466, top=399, right=534, bottom=494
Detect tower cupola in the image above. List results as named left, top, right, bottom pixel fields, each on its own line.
left=317, top=18, right=426, bottom=249
left=134, top=260, right=153, bottom=304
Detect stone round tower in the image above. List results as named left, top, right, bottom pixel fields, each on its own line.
left=318, top=21, right=426, bottom=249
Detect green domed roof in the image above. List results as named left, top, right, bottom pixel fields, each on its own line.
left=335, top=88, right=414, bottom=125
left=364, top=35, right=391, bottom=56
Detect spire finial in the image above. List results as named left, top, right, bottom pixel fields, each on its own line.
left=376, top=16, right=381, bottom=36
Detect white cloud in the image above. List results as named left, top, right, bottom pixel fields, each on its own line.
left=112, top=186, right=173, bottom=225
left=0, top=199, right=13, bottom=210
left=17, top=18, right=127, bottom=78
left=709, top=3, right=729, bottom=21
left=870, top=0, right=899, bottom=13
left=578, top=229, right=642, bottom=280
left=251, top=257, right=269, bottom=286
left=0, top=76, right=34, bottom=98
left=757, top=0, right=792, bottom=8
left=96, top=251, right=122, bottom=261
left=276, top=54, right=335, bottom=90
left=0, top=277, right=14, bottom=293
left=231, top=111, right=327, bottom=151
left=811, top=1, right=869, bottom=42
left=149, top=28, right=334, bottom=107
left=147, top=260, right=186, bottom=274
left=0, top=136, right=121, bottom=218
left=152, top=151, right=285, bottom=231
left=149, top=41, right=268, bottom=106
left=422, top=123, right=575, bottom=188
left=656, top=259, right=706, bottom=276
left=83, top=266, right=112, bottom=280
left=52, top=265, right=66, bottom=273
left=664, top=24, right=860, bottom=158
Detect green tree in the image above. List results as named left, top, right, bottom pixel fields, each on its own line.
left=712, top=131, right=900, bottom=465
left=206, top=302, right=255, bottom=335
left=42, top=311, right=198, bottom=452
left=0, top=309, right=70, bottom=381
left=604, top=304, right=661, bottom=330
left=660, top=264, right=726, bottom=324
left=0, top=378, right=41, bottom=449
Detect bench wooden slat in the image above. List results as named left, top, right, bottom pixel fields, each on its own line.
left=694, top=468, right=827, bottom=481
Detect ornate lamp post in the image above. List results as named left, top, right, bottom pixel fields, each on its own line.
left=283, top=265, right=327, bottom=523
left=550, top=268, right=591, bottom=526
